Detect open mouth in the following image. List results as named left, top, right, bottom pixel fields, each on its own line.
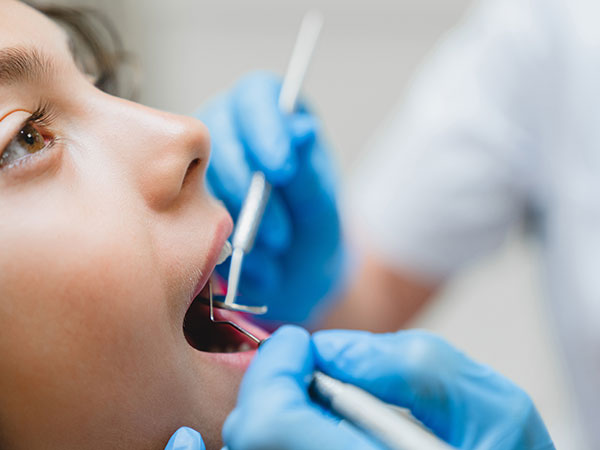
left=183, top=275, right=266, bottom=354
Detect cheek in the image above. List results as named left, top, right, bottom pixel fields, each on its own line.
left=0, top=202, right=162, bottom=349
left=0, top=191, right=193, bottom=447
left=0, top=154, right=229, bottom=446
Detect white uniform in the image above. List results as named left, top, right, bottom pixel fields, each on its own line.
left=351, top=0, right=600, bottom=446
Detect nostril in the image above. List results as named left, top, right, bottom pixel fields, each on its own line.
left=183, top=158, right=201, bottom=187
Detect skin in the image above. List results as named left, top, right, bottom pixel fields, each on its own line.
left=0, top=2, right=241, bottom=449
left=323, top=250, right=438, bottom=332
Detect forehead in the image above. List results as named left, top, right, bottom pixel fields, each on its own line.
left=0, top=1, right=69, bottom=57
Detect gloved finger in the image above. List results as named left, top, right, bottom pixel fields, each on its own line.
left=312, top=329, right=472, bottom=433
left=314, top=331, right=555, bottom=450
left=198, top=96, right=251, bottom=219
left=236, top=325, right=313, bottom=402
left=238, top=246, right=281, bottom=303
left=199, top=95, right=291, bottom=253
left=223, top=326, right=380, bottom=450
left=164, top=427, right=206, bottom=450
left=250, top=115, right=315, bottom=253
left=224, top=406, right=379, bottom=450
left=254, top=189, right=292, bottom=254
left=210, top=147, right=291, bottom=253
left=282, top=129, right=338, bottom=226
left=231, top=72, right=297, bottom=185
left=288, top=112, right=319, bottom=145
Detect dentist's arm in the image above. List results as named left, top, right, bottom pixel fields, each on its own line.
left=338, top=0, right=554, bottom=332
left=321, top=253, right=438, bottom=333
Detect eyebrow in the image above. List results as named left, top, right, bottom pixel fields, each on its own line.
left=0, top=47, right=54, bottom=85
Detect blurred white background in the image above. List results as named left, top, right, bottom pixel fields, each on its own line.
left=46, top=0, right=588, bottom=447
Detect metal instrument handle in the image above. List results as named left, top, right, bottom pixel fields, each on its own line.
left=232, top=172, right=271, bottom=253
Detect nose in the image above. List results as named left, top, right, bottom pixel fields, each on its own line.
left=98, top=96, right=211, bottom=210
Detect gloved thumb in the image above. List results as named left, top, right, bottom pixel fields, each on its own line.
left=164, top=427, right=206, bottom=450
left=223, top=326, right=381, bottom=450
left=313, top=329, right=556, bottom=449
left=289, top=113, right=319, bottom=147
left=312, top=329, right=475, bottom=435
left=232, top=72, right=298, bottom=184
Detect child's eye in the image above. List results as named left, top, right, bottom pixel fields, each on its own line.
left=0, top=122, right=49, bottom=169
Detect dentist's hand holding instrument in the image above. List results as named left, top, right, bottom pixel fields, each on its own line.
left=165, top=327, right=554, bottom=450
left=226, top=327, right=554, bottom=450
left=196, top=11, right=345, bottom=325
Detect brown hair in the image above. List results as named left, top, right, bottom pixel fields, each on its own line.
left=32, top=3, right=137, bottom=99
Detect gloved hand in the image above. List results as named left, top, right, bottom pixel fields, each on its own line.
left=196, top=72, right=346, bottom=325
left=164, top=427, right=205, bottom=450
left=223, top=326, right=555, bottom=450
left=223, top=326, right=380, bottom=450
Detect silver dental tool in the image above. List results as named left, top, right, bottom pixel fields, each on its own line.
left=310, top=372, right=453, bottom=450
left=209, top=307, right=451, bottom=450
left=219, top=171, right=271, bottom=314
left=207, top=279, right=261, bottom=345
left=202, top=10, right=324, bottom=315
left=211, top=12, right=451, bottom=449
left=215, top=322, right=451, bottom=450
left=213, top=315, right=452, bottom=450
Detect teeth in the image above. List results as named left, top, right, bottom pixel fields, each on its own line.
left=239, top=342, right=251, bottom=352
left=217, top=241, right=232, bottom=265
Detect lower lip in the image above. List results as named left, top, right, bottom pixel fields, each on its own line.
left=200, top=349, right=257, bottom=369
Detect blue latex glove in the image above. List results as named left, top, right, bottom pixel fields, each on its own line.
left=223, top=326, right=555, bottom=450
left=223, top=326, right=380, bottom=450
left=196, top=72, right=345, bottom=325
left=164, top=427, right=205, bottom=450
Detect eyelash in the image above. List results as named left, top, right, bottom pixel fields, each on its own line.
left=29, top=102, right=57, bottom=135
left=0, top=103, right=59, bottom=173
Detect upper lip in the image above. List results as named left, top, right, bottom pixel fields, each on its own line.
left=188, top=214, right=233, bottom=310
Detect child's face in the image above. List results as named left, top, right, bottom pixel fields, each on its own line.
left=0, top=2, right=262, bottom=449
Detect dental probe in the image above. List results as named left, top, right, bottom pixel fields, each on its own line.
left=207, top=279, right=261, bottom=345
left=213, top=302, right=452, bottom=450
left=210, top=307, right=452, bottom=450
left=206, top=10, right=324, bottom=315
left=207, top=277, right=449, bottom=450
left=310, top=372, right=453, bottom=450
